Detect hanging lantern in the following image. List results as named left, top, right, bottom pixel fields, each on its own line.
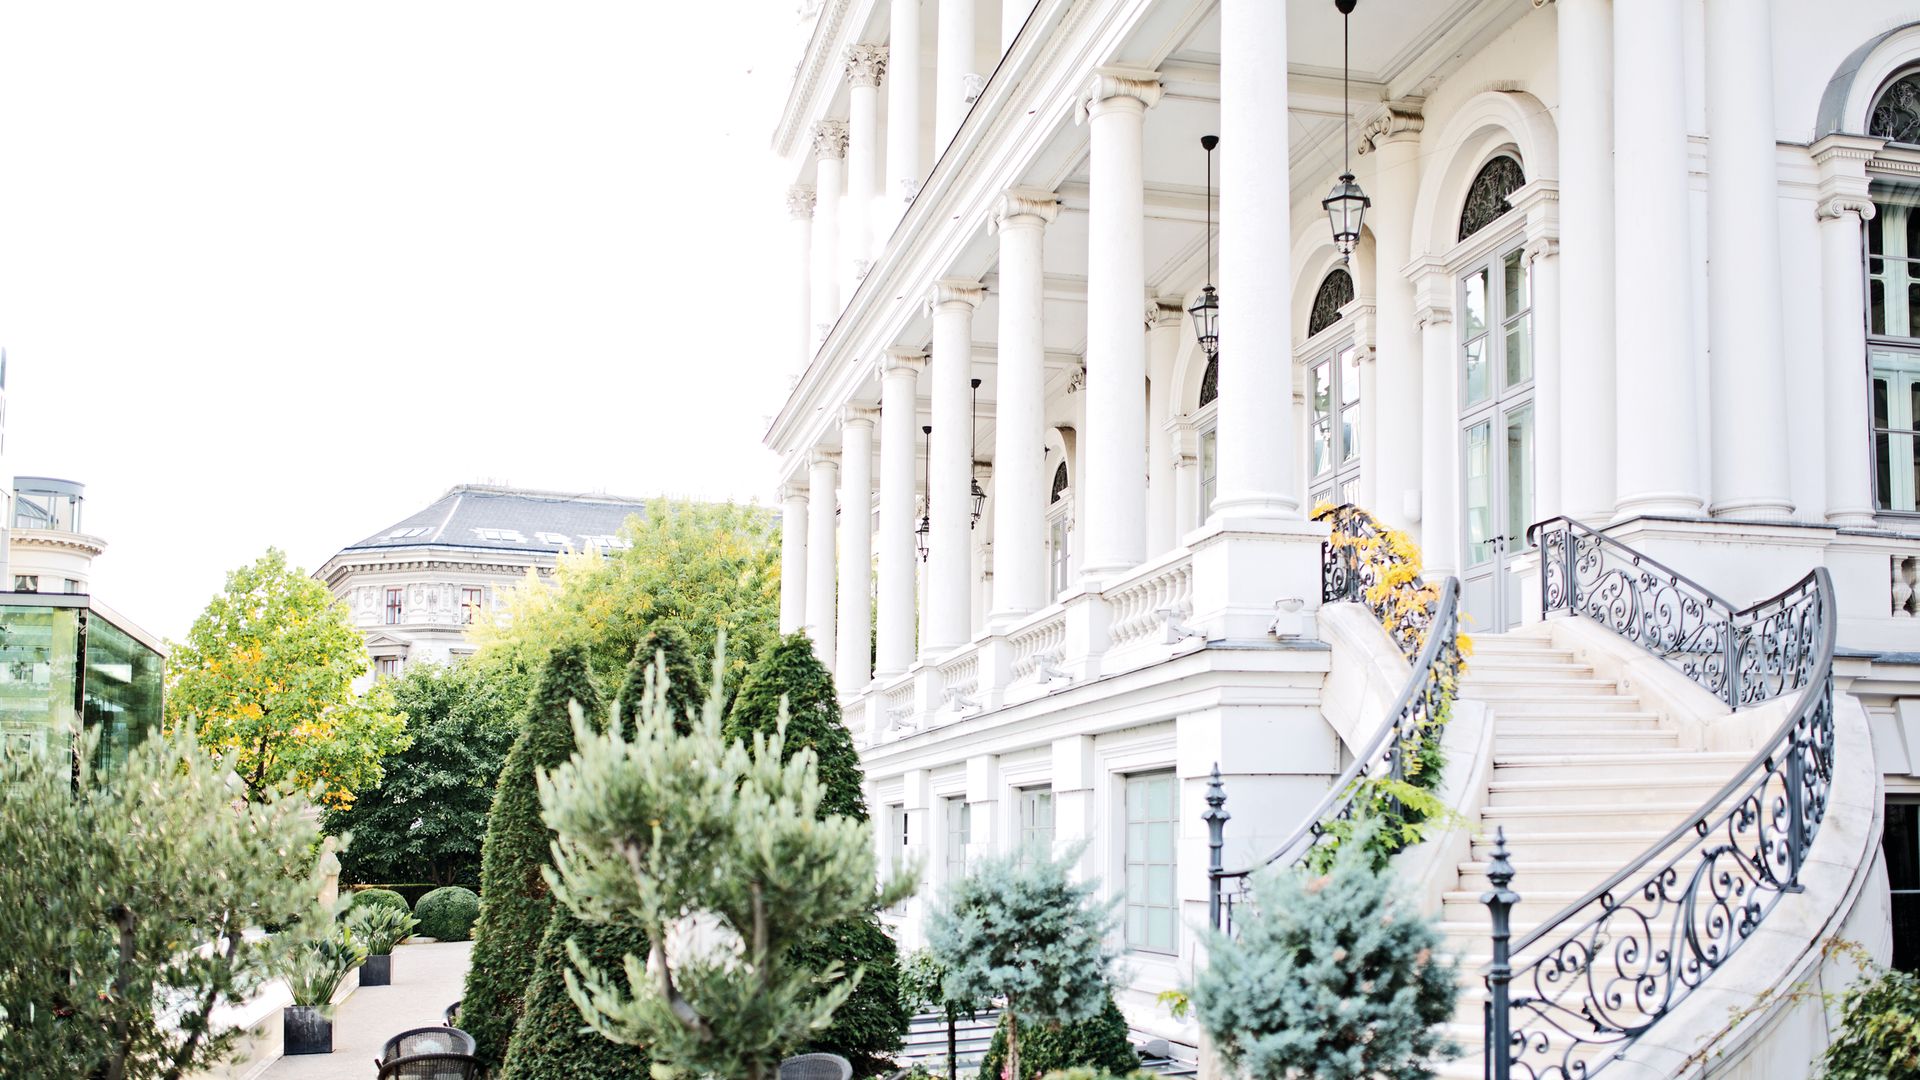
left=1325, top=0, right=1370, bottom=263
left=917, top=424, right=932, bottom=561
left=1191, top=134, right=1220, bottom=358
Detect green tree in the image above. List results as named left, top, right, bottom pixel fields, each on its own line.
left=1190, top=823, right=1458, bottom=1080
left=926, top=847, right=1119, bottom=1080
left=477, top=500, right=781, bottom=692
left=0, top=728, right=334, bottom=1080
left=978, top=997, right=1139, bottom=1080
left=727, top=632, right=905, bottom=1071
left=462, top=643, right=602, bottom=1070
left=165, top=547, right=408, bottom=807
left=541, top=649, right=914, bottom=1080
left=324, top=654, right=536, bottom=886
left=1821, top=965, right=1920, bottom=1078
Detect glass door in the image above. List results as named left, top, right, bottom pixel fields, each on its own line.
left=1306, top=341, right=1362, bottom=509
left=1459, top=244, right=1535, bottom=632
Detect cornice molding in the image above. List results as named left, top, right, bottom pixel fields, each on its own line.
left=773, top=0, right=853, bottom=157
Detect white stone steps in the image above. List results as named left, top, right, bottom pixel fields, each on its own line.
left=1488, top=751, right=1746, bottom=783
left=1460, top=664, right=1599, bottom=682
left=1454, top=855, right=1706, bottom=893
left=1493, top=729, right=1678, bottom=755
left=1469, top=829, right=1672, bottom=864
left=1466, top=689, right=1644, bottom=710
left=1484, top=773, right=1730, bottom=807
left=1478, top=800, right=1709, bottom=833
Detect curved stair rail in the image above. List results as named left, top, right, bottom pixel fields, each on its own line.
left=1206, top=575, right=1462, bottom=933
left=1486, top=519, right=1837, bottom=1079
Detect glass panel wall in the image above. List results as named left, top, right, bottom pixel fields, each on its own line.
left=85, top=614, right=163, bottom=773
left=0, top=602, right=162, bottom=778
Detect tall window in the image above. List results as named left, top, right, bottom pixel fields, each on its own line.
left=1886, top=799, right=1919, bottom=970
left=1307, top=344, right=1363, bottom=508
left=1196, top=357, right=1220, bottom=521
left=1870, top=177, right=1920, bottom=513
left=944, top=797, right=971, bottom=881
left=888, top=805, right=911, bottom=914
left=375, top=657, right=402, bottom=679
left=1123, top=771, right=1178, bottom=954
left=460, top=586, right=484, bottom=624
left=384, top=587, right=404, bottom=625
left=1460, top=244, right=1536, bottom=568
left=1018, top=786, right=1054, bottom=863
left=1048, top=462, right=1072, bottom=596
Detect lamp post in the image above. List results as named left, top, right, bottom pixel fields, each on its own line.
left=1322, top=0, right=1369, bottom=262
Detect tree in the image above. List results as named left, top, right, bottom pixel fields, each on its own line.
left=324, top=653, right=536, bottom=887
left=541, top=649, right=914, bottom=1080
left=0, top=727, right=333, bottom=1080
left=475, top=499, right=781, bottom=694
left=165, top=548, right=408, bottom=807
left=977, top=996, right=1139, bottom=1080
left=727, top=632, right=905, bottom=1071
left=925, top=847, right=1119, bottom=1080
left=462, top=643, right=602, bottom=1070
left=1190, top=823, right=1458, bottom=1080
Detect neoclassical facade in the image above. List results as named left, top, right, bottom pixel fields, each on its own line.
left=768, top=1, right=1920, bottom=1073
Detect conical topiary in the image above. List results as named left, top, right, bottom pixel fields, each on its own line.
left=499, top=636, right=700, bottom=1079
left=725, top=632, right=903, bottom=1069
left=460, top=643, right=602, bottom=1070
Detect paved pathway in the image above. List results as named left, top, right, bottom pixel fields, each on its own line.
left=262, top=940, right=472, bottom=1080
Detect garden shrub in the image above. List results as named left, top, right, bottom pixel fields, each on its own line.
left=347, top=888, right=410, bottom=917
left=1821, top=965, right=1920, bottom=1078
left=462, top=643, right=603, bottom=1070
left=414, top=886, right=480, bottom=942
left=977, top=997, right=1139, bottom=1080
left=345, top=903, right=417, bottom=956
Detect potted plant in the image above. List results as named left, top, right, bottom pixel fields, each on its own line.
left=346, top=902, right=417, bottom=987
left=281, top=922, right=367, bottom=1055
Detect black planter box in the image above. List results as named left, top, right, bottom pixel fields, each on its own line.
left=283, top=1005, right=332, bottom=1056
left=362, top=953, right=392, bottom=986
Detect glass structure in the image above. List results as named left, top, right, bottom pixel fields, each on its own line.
left=0, top=595, right=163, bottom=778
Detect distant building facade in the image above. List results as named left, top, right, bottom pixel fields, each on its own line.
left=315, top=485, right=649, bottom=678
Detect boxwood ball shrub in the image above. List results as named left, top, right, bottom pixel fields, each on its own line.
left=348, top=887, right=410, bottom=917
left=415, top=886, right=481, bottom=941
left=977, top=997, right=1139, bottom=1080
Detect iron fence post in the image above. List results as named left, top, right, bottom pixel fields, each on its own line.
left=1481, top=827, right=1519, bottom=1080
left=1785, top=728, right=1807, bottom=891
left=1204, top=763, right=1229, bottom=931
left=1723, top=621, right=1741, bottom=709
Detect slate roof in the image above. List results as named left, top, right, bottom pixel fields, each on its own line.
left=341, top=485, right=649, bottom=556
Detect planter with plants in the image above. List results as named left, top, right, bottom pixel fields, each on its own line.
left=281, top=923, right=367, bottom=1055
left=347, top=901, right=417, bottom=987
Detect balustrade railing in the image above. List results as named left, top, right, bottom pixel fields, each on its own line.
left=1008, top=612, right=1067, bottom=684
left=1484, top=520, right=1838, bottom=1079
left=1317, top=503, right=1436, bottom=654
left=1105, top=554, right=1194, bottom=650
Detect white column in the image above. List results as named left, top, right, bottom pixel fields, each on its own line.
left=877, top=350, right=926, bottom=677
left=810, top=121, right=848, bottom=342
left=1527, top=235, right=1563, bottom=520
left=1001, top=0, right=1034, bottom=53
left=1557, top=0, right=1616, bottom=523
left=1078, top=69, right=1160, bottom=579
left=1168, top=416, right=1198, bottom=537
left=1146, top=299, right=1184, bottom=554
left=787, top=186, right=815, bottom=368
left=1212, top=0, right=1297, bottom=524
left=845, top=45, right=888, bottom=280
left=838, top=409, right=877, bottom=688
left=1704, top=0, right=1792, bottom=520
left=934, top=0, right=977, bottom=152
left=885, top=0, right=924, bottom=217
left=1813, top=135, right=1880, bottom=526
left=780, top=481, right=809, bottom=635
left=1413, top=265, right=1460, bottom=577
left=1358, top=106, right=1423, bottom=528
left=926, top=279, right=984, bottom=653
left=806, top=452, right=840, bottom=672
left=989, top=190, right=1059, bottom=625
left=1612, top=0, right=1703, bottom=518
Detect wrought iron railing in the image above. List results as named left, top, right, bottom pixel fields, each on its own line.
left=1207, top=575, right=1462, bottom=933
left=1485, top=522, right=1837, bottom=1079
left=1528, top=517, right=1824, bottom=709
left=1317, top=503, right=1436, bottom=655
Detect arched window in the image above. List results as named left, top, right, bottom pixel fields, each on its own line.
left=1871, top=70, right=1920, bottom=145
left=1308, top=268, right=1354, bottom=338
left=1050, top=461, right=1069, bottom=504
left=1047, top=460, right=1072, bottom=594
left=1197, top=356, right=1218, bottom=407
left=1458, top=155, right=1526, bottom=241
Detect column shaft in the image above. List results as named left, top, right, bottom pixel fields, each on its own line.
left=845, top=46, right=887, bottom=282
left=806, top=454, right=840, bottom=671
left=811, top=122, right=848, bottom=342
left=934, top=0, right=976, bottom=152
left=877, top=352, right=925, bottom=676
left=1419, top=303, right=1460, bottom=577
left=1362, top=116, right=1423, bottom=528
left=780, top=484, right=808, bottom=635
left=1080, top=71, right=1160, bottom=579
left=1002, top=0, right=1034, bottom=53
left=927, top=280, right=983, bottom=653
left=788, top=187, right=815, bottom=368
left=1529, top=239, right=1564, bottom=520
left=1213, top=1, right=1297, bottom=521
left=1820, top=199, right=1876, bottom=525
left=1612, top=0, right=1703, bottom=517
left=885, top=0, right=923, bottom=214
left=838, top=413, right=876, bottom=687
left=1705, top=0, right=1792, bottom=518
left=990, top=191, right=1057, bottom=624
left=1557, top=0, right=1616, bottom=522
left=1146, top=301, right=1182, bottom=554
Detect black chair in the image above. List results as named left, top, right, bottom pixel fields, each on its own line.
left=442, top=1000, right=460, bottom=1028
left=779, top=1052, right=854, bottom=1080
left=376, top=1052, right=481, bottom=1079
left=380, top=1027, right=475, bottom=1062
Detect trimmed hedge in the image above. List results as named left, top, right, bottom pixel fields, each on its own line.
left=347, top=888, right=410, bottom=917
left=347, top=883, right=445, bottom=908
left=415, top=886, right=481, bottom=942
left=499, top=908, right=652, bottom=1080
left=977, top=996, right=1139, bottom=1080
left=462, top=644, right=603, bottom=1071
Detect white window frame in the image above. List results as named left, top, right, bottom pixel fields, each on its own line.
left=944, top=797, right=971, bottom=883
left=1122, top=771, right=1179, bottom=955
left=1017, top=786, right=1054, bottom=864
left=1869, top=181, right=1920, bottom=515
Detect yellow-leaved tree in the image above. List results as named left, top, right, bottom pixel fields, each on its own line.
left=165, top=547, right=408, bottom=806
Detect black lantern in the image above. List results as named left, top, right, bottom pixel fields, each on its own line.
left=969, top=378, right=986, bottom=528
left=1323, top=0, right=1369, bottom=262
left=1190, top=134, right=1220, bottom=358
left=916, top=424, right=932, bottom=561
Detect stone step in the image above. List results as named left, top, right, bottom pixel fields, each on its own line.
left=1484, top=773, right=1729, bottom=807
left=1478, top=799, right=1707, bottom=833
left=1461, top=650, right=1582, bottom=668
left=1470, top=829, right=1672, bottom=865
left=1455, top=854, right=1705, bottom=893
left=1467, top=688, right=1642, bottom=709
left=1490, top=750, right=1746, bottom=776
left=1461, top=661, right=1597, bottom=680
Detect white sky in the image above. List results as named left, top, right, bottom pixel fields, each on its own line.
left=0, top=2, right=804, bottom=639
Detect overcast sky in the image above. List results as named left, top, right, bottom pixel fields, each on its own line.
left=0, top=2, right=801, bottom=639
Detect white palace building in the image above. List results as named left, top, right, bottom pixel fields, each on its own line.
left=767, top=0, right=1920, bottom=1074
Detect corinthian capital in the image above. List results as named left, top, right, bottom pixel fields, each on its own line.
left=844, top=43, right=888, bottom=88
left=811, top=119, right=849, bottom=160
left=786, top=184, right=817, bottom=219
left=989, top=187, right=1061, bottom=233
left=1075, top=67, right=1162, bottom=124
